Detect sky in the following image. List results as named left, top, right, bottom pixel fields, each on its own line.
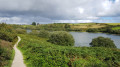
left=0, top=0, right=120, bottom=24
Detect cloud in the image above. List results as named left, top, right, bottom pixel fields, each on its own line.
left=98, top=0, right=120, bottom=16
left=55, top=20, right=93, bottom=23
left=0, top=17, right=27, bottom=24
left=0, top=0, right=120, bottom=24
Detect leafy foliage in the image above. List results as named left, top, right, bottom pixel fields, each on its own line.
left=18, top=34, right=120, bottom=67
left=29, top=30, right=39, bottom=35
left=0, top=23, right=17, bottom=67
left=0, top=23, right=17, bottom=42
left=48, top=31, right=74, bottom=46
left=86, top=28, right=99, bottom=32
left=90, top=36, right=116, bottom=48
left=0, top=39, right=16, bottom=67
left=15, top=28, right=27, bottom=34
left=38, top=30, right=50, bottom=38
left=32, top=22, right=36, bottom=26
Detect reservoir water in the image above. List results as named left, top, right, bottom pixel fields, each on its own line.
left=70, top=32, right=120, bottom=48
left=26, top=29, right=32, bottom=33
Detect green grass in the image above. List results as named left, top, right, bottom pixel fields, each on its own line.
left=112, top=27, right=120, bottom=30
left=70, top=23, right=107, bottom=29
left=4, top=49, right=15, bottom=67
left=18, top=34, right=120, bottom=67
left=106, top=23, right=120, bottom=25
left=69, top=23, right=96, bottom=25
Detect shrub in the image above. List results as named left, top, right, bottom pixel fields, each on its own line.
left=16, top=28, right=26, bottom=34
left=0, top=31, right=16, bottom=42
left=48, top=31, right=74, bottom=46
left=38, top=30, right=50, bottom=38
left=86, top=28, right=99, bottom=32
left=0, top=40, right=13, bottom=66
left=90, top=36, right=116, bottom=48
left=0, top=23, right=17, bottom=42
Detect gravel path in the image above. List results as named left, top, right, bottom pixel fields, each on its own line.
left=11, top=36, right=26, bottom=67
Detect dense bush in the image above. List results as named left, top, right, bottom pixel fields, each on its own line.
left=90, top=36, right=116, bottom=48
left=0, top=31, right=15, bottom=42
left=48, top=31, right=74, bottom=46
left=0, top=23, right=17, bottom=42
left=38, top=30, right=50, bottom=38
left=0, top=23, right=17, bottom=67
left=0, top=40, right=14, bottom=67
left=15, top=28, right=26, bottom=34
left=86, top=28, right=99, bottom=32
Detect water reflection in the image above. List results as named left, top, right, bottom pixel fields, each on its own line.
left=70, top=32, right=120, bottom=48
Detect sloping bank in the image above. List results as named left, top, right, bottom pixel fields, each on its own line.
left=18, top=34, right=120, bottom=67
left=0, top=38, right=17, bottom=67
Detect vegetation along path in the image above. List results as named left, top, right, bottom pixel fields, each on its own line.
left=11, top=36, right=26, bottom=67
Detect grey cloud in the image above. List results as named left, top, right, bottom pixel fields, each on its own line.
left=0, top=0, right=120, bottom=24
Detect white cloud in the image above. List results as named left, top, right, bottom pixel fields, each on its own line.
left=77, top=7, right=84, bottom=14
left=98, top=0, right=120, bottom=16
left=55, top=20, right=93, bottom=23
left=102, top=0, right=112, bottom=10
left=87, top=16, right=99, bottom=20
left=0, top=17, right=10, bottom=22
left=115, top=0, right=119, bottom=3
left=0, top=17, right=27, bottom=24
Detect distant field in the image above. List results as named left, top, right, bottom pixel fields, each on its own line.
left=13, top=23, right=120, bottom=31
left=106, top=23, right=120, bottom=25
left=70, top=23, right=106, bottom=28
left=69, top=23, right=96, bottom=25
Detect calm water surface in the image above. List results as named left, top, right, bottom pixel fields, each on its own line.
left=70, top=32, right=120, bottom=48
left=26, top=29, right=32, bottom=33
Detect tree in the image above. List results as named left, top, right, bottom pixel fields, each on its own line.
left=32, top=22, right=36, bottom=26
left=48, top=31, right=74, bottom=46
left=90, top=36, right=116, bottom=48
left=64, top=24, right=70, bottom=28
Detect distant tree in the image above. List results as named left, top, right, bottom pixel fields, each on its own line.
left=90, top=36, right=116, bottom=48
left=32, top=22, right=36, bottom=26
left=64, top=24, right=70, bottom=28
left=86, top=28, right=99, bottom=32
left=37, top=23, right=39, bottom=25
